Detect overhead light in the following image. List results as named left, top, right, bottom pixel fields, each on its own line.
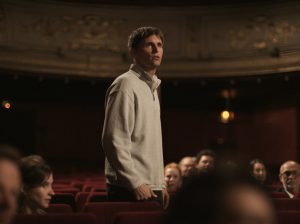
left=2, top=100, right=11, bottom=110
left=220, top=110, right=234, bottom=123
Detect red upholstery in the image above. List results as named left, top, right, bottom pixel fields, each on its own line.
left=113, top=211, right=165, bottom=224
left=277, top=211, right=300, bottom=224
left=83, top=201, right=162, bottom=224
left=82, top=183, right=106, bottom=192
left=271, top=192, right=289, bottom=198
left=54, top=187, right=80, bottom=196
left=273, top=198, right=300, bottom=210
left=45, top=204, right=73, bottom=213
left=51, top=193, right=76, bottom=212
left=13, top=214, right=97, bottom=224
left=75, top=192, right=90, bottom=212
left=87, top=192, right=108, bottom=203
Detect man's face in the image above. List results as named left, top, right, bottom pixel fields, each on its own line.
left=164, top=168, right=181, bottom=192
left=179, top=157, right=195, bottom=176
left=131, top=35, right=163, bottom=72
left=196, top=155, right=214, bottom=172
left=0, top=160, right=21, bottom=224
left=220, top=185, right=275, bottom=224
left=279, top=162, right=300, bottom=193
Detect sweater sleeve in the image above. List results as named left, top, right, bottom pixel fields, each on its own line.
left=102, top=89, right=143, bottom=190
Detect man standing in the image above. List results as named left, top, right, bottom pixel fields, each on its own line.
left=102, top=27, right=169, bottom=208
left=278, top=160, right=300, bottom=198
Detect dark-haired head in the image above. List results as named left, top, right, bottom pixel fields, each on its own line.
left=128, top=26, right=164, bottom=50
left=249, top=159, right=267, bottom=184
left=19, top=155, right=54, bottom=214
left=195, top=149, right=216, bottom=173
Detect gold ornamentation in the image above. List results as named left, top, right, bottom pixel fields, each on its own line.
left=227, top=15, right=298, bottom=50
left=29, top=14, right=124, bottom=52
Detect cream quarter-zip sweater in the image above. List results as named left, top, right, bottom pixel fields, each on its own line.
left=102, top=64, right=165, bottom=191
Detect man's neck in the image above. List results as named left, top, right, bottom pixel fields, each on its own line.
left=285, top=186, right=298, bottom=198
left=135, top=63, right=157, bottom=77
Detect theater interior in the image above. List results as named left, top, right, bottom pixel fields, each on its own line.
left=1, top=0, right=300, bottom=223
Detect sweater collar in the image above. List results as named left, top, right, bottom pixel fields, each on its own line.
left=130, top=64, right=161, bottom=92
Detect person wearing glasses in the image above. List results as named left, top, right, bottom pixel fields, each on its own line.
left=278, top=160, right=300, bottom=198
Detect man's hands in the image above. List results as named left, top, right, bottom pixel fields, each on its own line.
left=133, top=184, right=170, bottom=209
left=133, top=184, right=157, bottom=200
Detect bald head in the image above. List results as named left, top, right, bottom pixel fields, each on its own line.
left=279, top=160, right=300, bottom=196
left=179, top=156, right=195, bottom=177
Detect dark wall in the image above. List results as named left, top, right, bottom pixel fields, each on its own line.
left=0, top=73, right=298, bottom=174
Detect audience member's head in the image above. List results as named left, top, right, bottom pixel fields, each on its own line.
left=178, top=156, right=195, bottom=177
left=279, top=160, right=300, bottom=197
left=166, top=171, right=276, bottom=224
left=195, top=149, right=216, bottom=173
left=249, top=159, right=267, bottom=184
left=19, top=155, right=54, bottom=214
left=0, top=144, right=21, bottom=224
left=164, top=163, right=182, bottom=193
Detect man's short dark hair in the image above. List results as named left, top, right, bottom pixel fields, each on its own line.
left=196, top=149, right=216, bottom=164
left=128, top=26, right=164, bottom=49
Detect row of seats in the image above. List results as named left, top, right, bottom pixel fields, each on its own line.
left=15, top=201, right=163, bottom=224
left=13, top=211, right=166, bottom=224
left=14, top=206, right=300, bottom=224
left=51, top=192, right=108, bottom=212
left=47, top=198, right=300, bottom=214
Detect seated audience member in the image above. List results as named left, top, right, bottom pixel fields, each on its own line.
left=18, top=155, right=55, bottom=214
left=249, top=159, right=267, bottom=184
left=278, top=160, right=300, bottom=198
left=178, top=156, right=195, bottom=177
left=195, top=149, right=216, bottom=173
left=165, top=170, right=276, bottom=224
left=164, top=163, right=182, bottom=193
left=0, top=145, right=22, bottom=224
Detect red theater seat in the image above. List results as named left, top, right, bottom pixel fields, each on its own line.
left=83, top=201, right=162, bottom=224
left=45, top=204, right=73, bottom=213
left=271, top=192, right=289, bottom=198
left=82, top=183, right=106, bottom=192
left=51, top=193, right=76, bottom=211
left=87, top=192, right=108, bottom=203
left=75, top=192, right=90, bottom=212
left=113, top=211, right=165, bottom=224
left=277, top=211, right=300, bottom=224
left=54, top=187, right=80, bottom=196
left=13, top=214, right=97, bottom=224
left=273, top=198, right=300, bottom=210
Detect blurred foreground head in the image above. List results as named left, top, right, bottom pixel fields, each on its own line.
left=0, top=145, right=21, bottom=224
left=166, top=170, right=276, bottom=224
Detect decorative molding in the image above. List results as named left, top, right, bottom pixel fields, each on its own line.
left=21, top=14, right=125, bottom=53
left=0, top=4, right=6, bottom=42
left=226, top=15, right=300, bottom=51
left=1, top=1, right=300, bottom=77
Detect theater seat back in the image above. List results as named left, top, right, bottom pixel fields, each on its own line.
left=113, top=211, right=165, bottom=224
left=83, top=201, right=162, bottom=224
left=13, top=214, right=97, bottom=224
